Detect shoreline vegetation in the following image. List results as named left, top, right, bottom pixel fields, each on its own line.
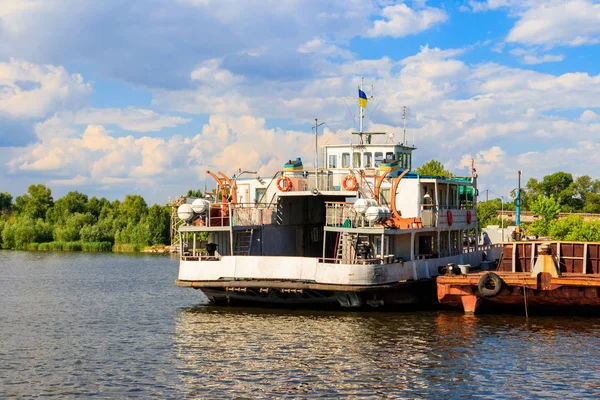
left=476, top=171, right=600, bottom=241
left=2, top=169, right=600, bottom=253
left=1, top=184, right=175, bottom=253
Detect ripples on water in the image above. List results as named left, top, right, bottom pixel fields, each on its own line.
left=1, top=251, right=600, bottom=398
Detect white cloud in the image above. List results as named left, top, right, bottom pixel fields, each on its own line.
left=0, top=58, right=90, bottom=118
left=0, top=0, right=377, bottom=89
left=297, top=38, right=353, bottom=59
left=0, top=0, right=45, bottom=35
left=468, top=0, right=522, bottom=13
left=5, top=0, right=600, bottom=203
left=6, top=114, right=351, bottom=197
left=521, top=54, right=564, bottom=64
left=49, top=174, right=90, bottom=186
left=510, top=48, right=564, bottom=64
left=366, top=3, right=448, bottom=38
left=459, top=146, right=506, bottom=177
left=506, top=1, right=600, bottom=47
left=148, top=42, right=600, bottom=192
left=580, top=110, right=598, bottom=123
left=190, top=59, right=246, bottom=86
left=74, top=107, right=190, bottom=132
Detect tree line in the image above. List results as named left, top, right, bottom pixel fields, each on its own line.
left=0, top=184, right=172, bottom=252
left=476, top=171, right=600, bottom=241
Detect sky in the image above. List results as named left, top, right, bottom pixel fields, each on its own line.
left=2, top=0, right=600, bottom=204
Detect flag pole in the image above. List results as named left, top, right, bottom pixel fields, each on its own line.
left=359, top=76, right=364, bottom=137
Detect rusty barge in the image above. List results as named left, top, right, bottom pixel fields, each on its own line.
left=437, top=241, right=600, bottom=313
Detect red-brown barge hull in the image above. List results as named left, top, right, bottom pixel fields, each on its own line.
left=438, top=272, right=600, bottom=312
left=437, top=241, right=600, bottom=313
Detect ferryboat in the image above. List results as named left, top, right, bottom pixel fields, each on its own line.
left=174, top=83, right=498, bottom=308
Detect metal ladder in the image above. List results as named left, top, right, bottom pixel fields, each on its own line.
left=233, top=229, right=254, bottom=255
left=336, top=232, right=357, bottom=263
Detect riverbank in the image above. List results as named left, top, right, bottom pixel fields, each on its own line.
left=10, top=241, right=171, bottom=253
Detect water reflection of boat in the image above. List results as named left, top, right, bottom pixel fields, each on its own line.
left=173, top=307, right=600, bottom=397
left=174, top=83, right=500, bottom=309
left=173, top=307, right=435, bottom=396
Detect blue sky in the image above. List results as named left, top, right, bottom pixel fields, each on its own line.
left=2, top=0, right=600, bottom=204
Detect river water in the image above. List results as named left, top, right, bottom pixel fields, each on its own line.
left=1, top=251, right=600, bottom=398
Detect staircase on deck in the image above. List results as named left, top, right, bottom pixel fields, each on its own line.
left=233, top=229, right=254, bottom=256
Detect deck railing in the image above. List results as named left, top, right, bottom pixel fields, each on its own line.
left=325, top=202, right=361, bottom=227
left=231, top=203, right=277, bottom=226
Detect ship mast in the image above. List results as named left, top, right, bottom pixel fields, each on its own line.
left=402, top=106, right=407, bottom=145
left=359, top=77, right=364, bottom=136
left=352, top=77, right=385, bottom=145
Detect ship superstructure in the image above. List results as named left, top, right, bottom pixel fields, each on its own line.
left=174, top=83, right=498, bottom=308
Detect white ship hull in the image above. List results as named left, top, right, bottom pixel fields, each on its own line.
left=176, top=248, right=500, bottom=308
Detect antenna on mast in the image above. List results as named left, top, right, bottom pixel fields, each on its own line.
left=402, top=106, right=407, bottom=145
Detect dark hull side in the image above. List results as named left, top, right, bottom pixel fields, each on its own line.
left=177, top=279, right=438, bottom=310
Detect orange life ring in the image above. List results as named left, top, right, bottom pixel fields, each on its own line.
left=447, top=210, right=453, bottom=226
left=466, top=210, right=472, bottom=224
left=342, top=175, right=358, bottom=191
left=277, top=176, right=292, bottom=192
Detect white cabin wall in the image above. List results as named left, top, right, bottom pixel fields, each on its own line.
left=237, top=179, right=269, bottom=204
left=395, top=179, right=420, bottom=218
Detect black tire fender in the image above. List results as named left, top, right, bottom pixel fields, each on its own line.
left=478, top=272, right=503, bottom=298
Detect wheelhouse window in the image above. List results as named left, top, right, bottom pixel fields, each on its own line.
left=374, top=152, right=383, bottom=167
left=255, top=188, right=266, bottom=203
left=342, top=153, right=350, bottom=168
left=353, top=152, right=361, bottom=168
left=363, top=152, right=372, bottom=167
left=385, top=152, right=394, bottom=161
left=328, top=154, right=337, bottom=168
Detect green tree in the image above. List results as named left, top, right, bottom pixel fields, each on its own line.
left=146, top=204, right=170, bottom=245
left=186, top=189, right=204, bottom=198
left=539, top=171, right=577, bottom=209
left=80, top=224, right=112, bottom=243
left=15, top=184, right=54, bottom=220
left=584, top=192, right=600, bottom=213
left=415, top=160, right=451, bottom=177
left=530, top=194, right=561, bottom=222
left=540, top=172, right=573, bottom=197
left=86, top=196, right=111, bottom=219
left=115, top=220, right=149, bottom=248
left=548, top=215, right=582, bottom=241
left=0, top=192, right=12, bottom=213
left=34, top=219, right=53, bottom=243
left=53, top=212, right=95, bottom=242
left=476, top=199, right=502, bottom=230
left=47, top=191, right=89, bottom=225
left=0, top=220, right=5, bottom=247
left=119, top=195, right=148, bottom=224
left=573, top=175, right=597, bottom=205
left=519, top=177, right=542, bottom=211
left=527, top=194, right=561, bottom=237
left=1, top=218, right=36, bottom=249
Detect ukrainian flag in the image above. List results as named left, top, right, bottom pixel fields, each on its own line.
left=358, top=88, right=368, bottom=108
